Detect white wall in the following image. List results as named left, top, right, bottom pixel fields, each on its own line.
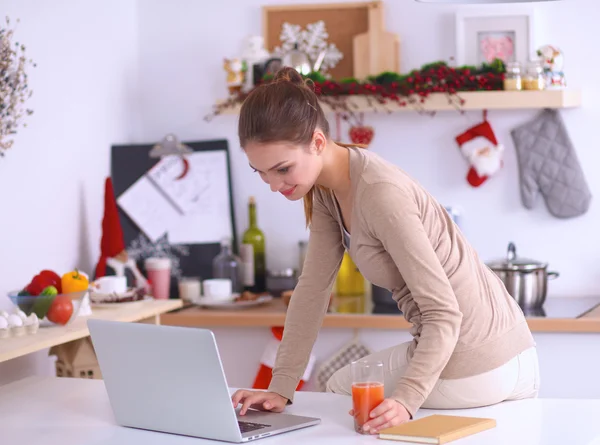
left=136, top=0, right=600, bottom=298
left=0, top=0, right=140, bottom=384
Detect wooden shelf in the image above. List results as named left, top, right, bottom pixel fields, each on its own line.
left=0, top=299, right=183, bottom=363
left=216, top=89, right=581, bottom=115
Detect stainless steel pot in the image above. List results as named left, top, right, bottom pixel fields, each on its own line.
left=486, top=242, right=559, bottom=309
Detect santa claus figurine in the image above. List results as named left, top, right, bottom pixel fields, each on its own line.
left=455, top=117, right=505, bottom=188
left=95, top=177, right=149, bottom=291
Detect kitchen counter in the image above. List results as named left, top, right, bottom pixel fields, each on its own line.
left=0, top=299, right=183, bottom=363
left=161, top=296, right=600, bottom=333
left=2, top=376, right=599, bottom=444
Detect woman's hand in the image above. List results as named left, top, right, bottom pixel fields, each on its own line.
left=349, top=398, right=411, bottom=434
left=231, top=390, right=288, bottom=415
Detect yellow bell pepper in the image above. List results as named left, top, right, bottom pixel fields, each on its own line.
left=61, top=269, right=89, bottom=294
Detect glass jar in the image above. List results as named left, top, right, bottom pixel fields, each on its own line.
left=503, top=62, right=522, bottom=91
left=212, top=237, right=243, bottom=293
left=523, top=61, right=545, bottom=91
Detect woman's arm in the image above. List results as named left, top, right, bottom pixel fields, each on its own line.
left=268, top=192, right=345, bottom=403
left=359, top=182, right=463, bottom=417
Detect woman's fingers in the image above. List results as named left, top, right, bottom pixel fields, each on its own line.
left=231, top=390, right=251, bottom=408
left=240, top=393, right=267, bottom=415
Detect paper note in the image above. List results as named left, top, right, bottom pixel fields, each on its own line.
left=118, top=151, right=234, bottom=246
left=146, top=155, right=209, bottom=215
left=165, top=151, right=233, bottom=245
left=116, top=175, right=181, bottom=243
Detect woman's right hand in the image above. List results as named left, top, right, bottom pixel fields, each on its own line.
left=231, top=390, right=288, bottom=415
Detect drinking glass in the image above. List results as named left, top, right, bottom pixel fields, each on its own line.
left=351, top=359, right=384, bottom=434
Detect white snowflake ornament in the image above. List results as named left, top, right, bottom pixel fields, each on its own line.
left=273, top=20, right=343, bottom=73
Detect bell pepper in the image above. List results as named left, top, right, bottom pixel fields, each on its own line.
left=61, top=269, right=89, bottom=294
left=39, top=270, right=62, bottom=293
left=25, top=273, right=54, bottom=296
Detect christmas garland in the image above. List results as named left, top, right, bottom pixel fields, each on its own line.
left=205, top=59, right=506, bottom=123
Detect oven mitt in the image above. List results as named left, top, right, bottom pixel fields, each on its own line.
left=510, top=109, right=592, bottom=218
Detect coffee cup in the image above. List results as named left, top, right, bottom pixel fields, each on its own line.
left=202, top=278, right=233, bottom=302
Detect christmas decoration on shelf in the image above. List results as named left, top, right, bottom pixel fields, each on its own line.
left=0, top=17, right=35, bottom=157
left=273, top=20, right=343, bottom=74
left=455, top=110, right=504, bottom=188
left=205, top=58, right=506, bottom=122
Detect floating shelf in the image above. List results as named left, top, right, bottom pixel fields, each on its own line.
left=215, top=89, right=581, bottom=115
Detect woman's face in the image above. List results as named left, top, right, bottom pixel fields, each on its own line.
left=244, top=133, right=325, bottom=201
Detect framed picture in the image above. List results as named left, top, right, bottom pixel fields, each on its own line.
left=455, top=9, right=535, bottom=67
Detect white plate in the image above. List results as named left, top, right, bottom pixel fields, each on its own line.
left=195, top=294, right=273, bottom=309
left=91, top=298, right=151, bottom=308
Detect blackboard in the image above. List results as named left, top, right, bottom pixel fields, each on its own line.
left=111, top=139, right=237, bottom=299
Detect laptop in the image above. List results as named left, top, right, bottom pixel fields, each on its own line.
left=87, top=319, right=320, bottom=442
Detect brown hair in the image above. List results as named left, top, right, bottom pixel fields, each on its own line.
left=238, top=67, right=364, bottom=227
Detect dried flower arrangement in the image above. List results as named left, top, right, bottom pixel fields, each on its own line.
left=0, top=17, right=35, bottom=157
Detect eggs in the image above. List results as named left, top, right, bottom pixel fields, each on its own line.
left=0, top=309, right=40, bottom=338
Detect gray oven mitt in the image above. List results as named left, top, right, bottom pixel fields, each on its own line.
left=510, top=109, right=592, bottom=218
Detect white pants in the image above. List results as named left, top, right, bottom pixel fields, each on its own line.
left=326, top=344, right=540, bottom=410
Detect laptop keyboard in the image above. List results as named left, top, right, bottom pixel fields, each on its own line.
left=238, top=421, right=271, bottom=433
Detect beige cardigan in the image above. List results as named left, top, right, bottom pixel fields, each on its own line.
left=268, top=147, right=534, bottom=416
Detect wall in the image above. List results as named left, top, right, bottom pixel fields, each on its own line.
left=137, top=0, right=600, bottom=298
left=0, top=0, right=140, bottom=384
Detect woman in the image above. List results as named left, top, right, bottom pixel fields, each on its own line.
left=231, top=67, right=539, bottom=434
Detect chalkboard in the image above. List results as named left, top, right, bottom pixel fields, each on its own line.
left=111, top=139, right=237, bottom=299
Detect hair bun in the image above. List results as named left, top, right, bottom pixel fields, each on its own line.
left=273, top=66, right=305, bottom=85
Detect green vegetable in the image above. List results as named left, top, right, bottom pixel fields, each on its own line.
left=32, top=295, right=55, bottom=319
left=17, top=288, right=33, bottom=314
left=40, top=285, right=58, bottom=296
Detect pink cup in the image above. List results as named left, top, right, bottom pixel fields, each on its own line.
left=145, top=257, right=172, bottom=299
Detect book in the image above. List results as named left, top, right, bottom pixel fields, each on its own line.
left=378, top=414, right=496, bottom=444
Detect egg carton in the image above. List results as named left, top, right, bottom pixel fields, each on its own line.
left=0, top=308, right=40, bottom=339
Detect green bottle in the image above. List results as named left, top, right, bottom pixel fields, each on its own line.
left=241, top=196, right=266, bottom=292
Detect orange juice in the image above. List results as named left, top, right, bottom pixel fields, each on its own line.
left=352, top=382, right=384, bottom=432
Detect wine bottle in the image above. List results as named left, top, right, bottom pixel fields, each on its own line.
left=212, top=237, right=243, bottom=293
left=241, top=196, right=266, bottom=292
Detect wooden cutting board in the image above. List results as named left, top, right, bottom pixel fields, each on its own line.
left=353, top=1, right=400, bottom=79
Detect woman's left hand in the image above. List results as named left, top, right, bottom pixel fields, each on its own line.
left=349, top=398, right=411, bottom=434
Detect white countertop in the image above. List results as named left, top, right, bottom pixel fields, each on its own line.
left=1, top=376, right=599, bottom=445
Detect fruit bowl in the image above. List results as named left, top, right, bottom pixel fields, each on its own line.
left=7, top=289, right=88, bottom=326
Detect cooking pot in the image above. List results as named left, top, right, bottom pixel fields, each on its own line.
left=486, top=242, right=559, bottom=309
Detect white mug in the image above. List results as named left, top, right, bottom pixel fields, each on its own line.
left=202, top=279, right=233, bottom=301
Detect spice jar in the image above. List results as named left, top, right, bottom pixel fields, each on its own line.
left=523, top=61, right=545, bottom=91
left=503, top=62, right=522, bottom=91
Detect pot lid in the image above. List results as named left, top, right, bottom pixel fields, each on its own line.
left=486, top=242, right=548, bottom=271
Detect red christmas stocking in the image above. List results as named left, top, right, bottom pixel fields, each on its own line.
left=252, top=326, right=316, bottom=391
left=455, top=119, right=505, bottom=187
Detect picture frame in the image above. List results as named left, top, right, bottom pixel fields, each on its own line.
left=455, top=9, right=535, bottom=67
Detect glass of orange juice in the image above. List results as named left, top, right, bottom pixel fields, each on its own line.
left=351, top=359, right=384, bottom=434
